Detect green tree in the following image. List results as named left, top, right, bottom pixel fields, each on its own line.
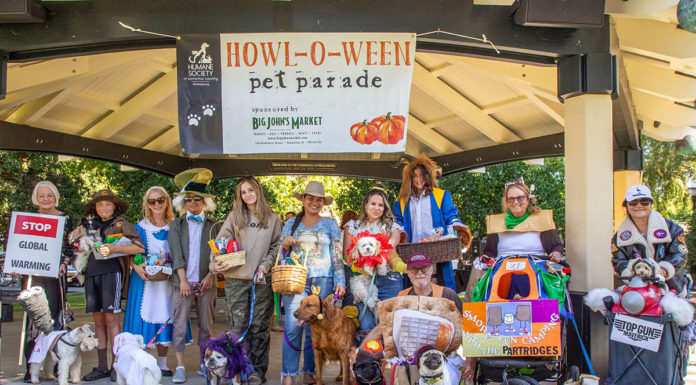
left=642, top=135, right=696, bottom=222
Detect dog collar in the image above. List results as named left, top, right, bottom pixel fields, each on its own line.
left=421, top=374, right=443, bottom=384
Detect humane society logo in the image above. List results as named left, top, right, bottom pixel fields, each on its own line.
left=185, top=42, right=217, bottom=80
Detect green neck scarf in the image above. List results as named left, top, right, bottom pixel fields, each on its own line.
left=505, top=210, right=530, bottom=229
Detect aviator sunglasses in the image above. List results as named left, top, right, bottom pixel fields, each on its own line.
left=147, top=197, right=167, bottom=205
left=627, top=198, right=652, bottom=207
left=184, top=196, right=204, bottom=203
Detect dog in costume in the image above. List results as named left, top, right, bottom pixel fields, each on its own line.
left=346, top=231, right=394, bottom=314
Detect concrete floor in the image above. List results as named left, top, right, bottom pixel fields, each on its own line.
left=0, top=298, right=340, bottom=385
left=1, top=298, right=695, bottom=385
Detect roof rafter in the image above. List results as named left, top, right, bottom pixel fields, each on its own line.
left=408, top=115, right=464, bottom=154
left=81, top=69, right=177, bottom=140
left=412, top=62, right=520, bottom=143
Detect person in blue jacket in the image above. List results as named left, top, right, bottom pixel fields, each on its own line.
left=393, top=154, right=471, bottom=291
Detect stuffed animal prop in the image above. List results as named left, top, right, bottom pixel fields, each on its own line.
left=17, top=286, right=54, bottom=334
left=202, top=332, right=254, bottom=385
left=113, top=332, right=161, bottom=385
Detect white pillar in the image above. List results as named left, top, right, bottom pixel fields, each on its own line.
left=564, top=94, right=614, bottom=378
left=565, top=94, right=614, bottom=292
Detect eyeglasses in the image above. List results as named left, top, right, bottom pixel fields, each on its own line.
left=628, top=198, right=652, bottom=207
left=148, top=197, right=167, bottom=206
left=184, top=196, right=204, bottom=203
left=506, top=195, right=527, bottom=204
left=408, top=266, right=430, bottom=275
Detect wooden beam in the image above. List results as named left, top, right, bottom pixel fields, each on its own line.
left=25, top=88, right=75, bottom=125
left=7, top=57, right=88, bottom=93
left=633, top=90, right=696, bottom=128
left=143, top=125, right=179, bottom=151
left=624, top=56, right=696, bottom=102
left=81, top=69, right=177, bottom=140
left=0, top=51, right=163, bottom=112
left=480, top=96, right=529, bottom=115
left=408, top=114, right=464, bottom=154
left=6, top=92, right=62, bottom=125
left=615, top=17, right=696, bottom=60
left=412, top=63, right=520, bottom=143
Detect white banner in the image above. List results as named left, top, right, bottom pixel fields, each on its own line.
left=610, top=313, right=664, bottom=352
left=215, top=32, right=415, bottom=154
left=4, top=212, right=65, bottom=278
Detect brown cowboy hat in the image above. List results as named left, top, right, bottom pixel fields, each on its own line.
left=83, top=189, right=129, bottom=215
left=294, top=181, right=334, bottom=205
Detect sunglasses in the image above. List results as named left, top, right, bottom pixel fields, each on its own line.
left=408, top=266, right=430, bottom=275
left=628, top=198, right=652, bottom=207
left=506, top=195, right=527, bottom=204
left=184, top=196, right=204, bottom=203
left=147, top=197, right=167, bottom=205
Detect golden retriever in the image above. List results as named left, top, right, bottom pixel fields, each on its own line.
left=294, top=293, right=357, bottom=385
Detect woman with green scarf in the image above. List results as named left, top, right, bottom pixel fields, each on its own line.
left=464, top=178, right=564, bottom=301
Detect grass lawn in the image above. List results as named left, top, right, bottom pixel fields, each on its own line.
left=13, top=291, right=86, bottom=312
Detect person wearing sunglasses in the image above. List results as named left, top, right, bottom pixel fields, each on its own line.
left=467, top=178, right=565, bottom=302
left=612, top=184, right=689, bottom=297
left=168, top=168, right=220, bottom=383
left=123, top=186, right=193, bottom=378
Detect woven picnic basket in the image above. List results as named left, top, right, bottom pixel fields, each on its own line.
left=214, top=250, right=246, bottom=268
left=396, top=237, right=461, bottom=264
left=271, top=249, right=307, bottom=295
left=144, top=265, right=172, bottom=281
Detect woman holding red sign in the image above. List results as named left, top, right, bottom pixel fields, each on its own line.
left=210, top=176, right=282, bottom=385
left=19, top=181, right=75, bottom=383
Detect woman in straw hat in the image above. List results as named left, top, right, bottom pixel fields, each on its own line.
left=280, top=180, right=345, bottom=385
left=80, top=189, right=145, bottom=381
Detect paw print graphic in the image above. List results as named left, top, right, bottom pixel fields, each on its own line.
left=187, top=113, right=201, bottom=126
left=202, top=104, right=216, bottom=117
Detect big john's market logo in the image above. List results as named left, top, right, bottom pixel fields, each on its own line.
left=614, top=317, right=663, bottom=342
left=187, top=42, right=214, bottom=78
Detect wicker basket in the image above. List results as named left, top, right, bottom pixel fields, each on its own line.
left=396, top=237, right=461, bottom=264
left=144, top=265, right=172, bottom=281
left=215, top=250, right=246, bottom=268
left=271, top=249, right=307, bottom=295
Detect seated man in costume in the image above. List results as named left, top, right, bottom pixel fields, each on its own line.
left=356, top=253, right=473, bottom=384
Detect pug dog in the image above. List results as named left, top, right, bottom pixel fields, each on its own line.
left=417, top=349, right=450, bottom=385
left=353, top=360, right=384, bottom=385
left=202, top=332, right=253, bottom=385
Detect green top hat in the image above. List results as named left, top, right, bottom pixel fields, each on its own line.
left=174, top=168, right=215, bottom=198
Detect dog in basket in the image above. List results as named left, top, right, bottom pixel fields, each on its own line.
left=28, top=324, right=99, bottom=385
left=202, top=332, right=254, bottom=385
left=415, top=346, right=462, bottom=385
left=345, top=231, right=393, bottom=314
left=112, top=332, right=161, bottom=385
left=294, top=285, right=357, bottom=385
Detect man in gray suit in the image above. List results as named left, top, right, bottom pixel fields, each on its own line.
left=168, top=168, right=220, bottom=383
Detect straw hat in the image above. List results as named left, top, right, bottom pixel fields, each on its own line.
left=83, top=189, right=129, bottom=215
left=173, top=168, right=215, bottom=198
left=294, top=181, right=334, bottom=205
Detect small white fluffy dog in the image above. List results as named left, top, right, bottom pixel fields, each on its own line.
left=349, top=236, right=389, bottom=314
left=29, top=324, right=99, bottom=385
left=113, top=332, right=161, bottom=385
left=417, top=349, right=451, bottom=385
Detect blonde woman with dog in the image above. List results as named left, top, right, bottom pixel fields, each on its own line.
left=210, top=176, right=281, bottom=385
left=19, top=181, right=75, bottom=383
left=280, top=180, right=345, bottom=385
left=123, top=186, right=192, bottom=378
left=612, top=184, right=688, bottom=297
left=342, top=184, right=405, bottom=342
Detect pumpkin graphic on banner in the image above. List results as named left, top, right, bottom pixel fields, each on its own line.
left=349, top=112, right=406, bottom=145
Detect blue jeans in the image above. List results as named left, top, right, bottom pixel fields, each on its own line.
left=356, top=271, right=403, bottom=344
left=282, top=276, right=335, bottom=377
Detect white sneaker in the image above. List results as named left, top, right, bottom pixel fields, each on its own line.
left=172, top=366, right=186, bottom=383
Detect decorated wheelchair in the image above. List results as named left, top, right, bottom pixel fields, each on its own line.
left=463, top=255, right=580, bottom=385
